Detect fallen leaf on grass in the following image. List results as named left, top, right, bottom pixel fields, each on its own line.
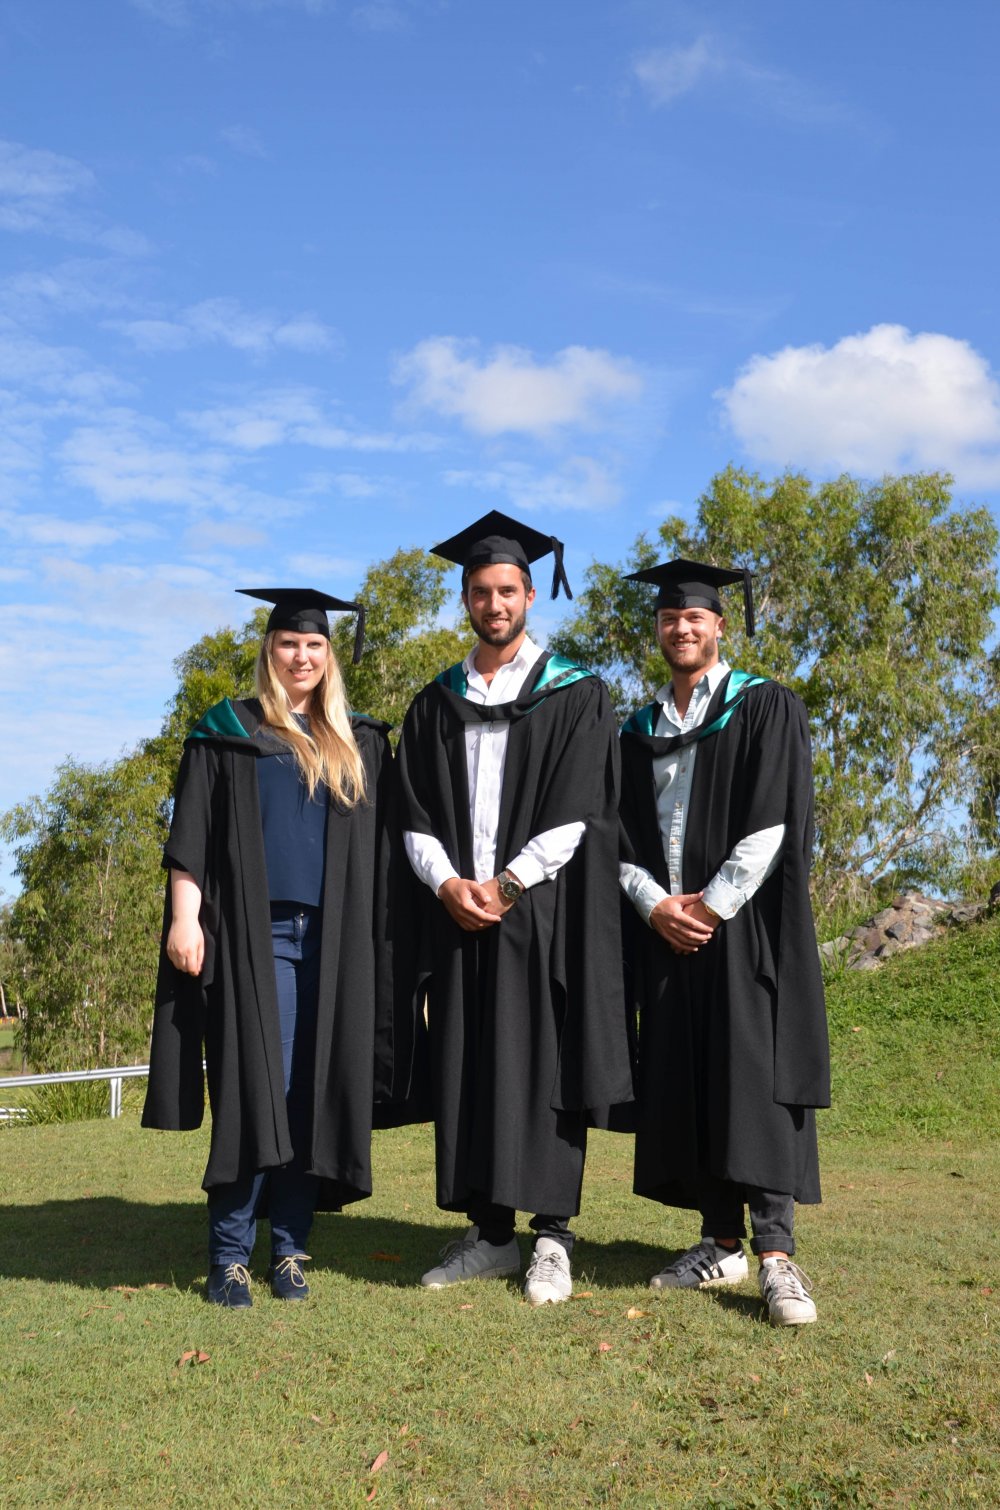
left=625, top=1307, right=650, bottom=1319
left=982, top=1287, right=993, bottom=1296
left=109, top=1286, right=140, bottom=1297
left=158, top=1450, right=171, bottom=1465
left=850, top=1026, right=862, bottom=1033
left=864, top=1372, right=874, bottom=1386
left=144, top=1282, right=170, bottom=1290
left=176, top=1349, right=211, bottom=1368
left=598, top=1342, right=612, bottom=1353
left=749, top=1375, right=761, bottom=1384
left=66, top=1407, right=77, bottom=1417
left=398, top=1424, right=409, bottom=1436
left=587, top=1309, right=607, bottom=1317
left=369, top=1251, right=402, bottom=1262
left=457, top=1303, right=474, bottom=1311
left=366, top=1492, right=377, bottom=1504
left=571, top=1291, right=594, bottom=1300
left=308, top=1414, right=325, bottom=1426
left=568, top=1417, right=584, bottom=1431
left=699, top=1396, right=720, bottom=1412
left=369, top=1450, right=389, bottom=1475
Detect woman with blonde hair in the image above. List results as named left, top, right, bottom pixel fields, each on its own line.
left=144, top=589, right=416, bottom=1307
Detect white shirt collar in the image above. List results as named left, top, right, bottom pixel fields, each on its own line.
left=655, top=658, right=730, bottom=717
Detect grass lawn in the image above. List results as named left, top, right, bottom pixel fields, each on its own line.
left=2, top=919, right=998, bottom=1507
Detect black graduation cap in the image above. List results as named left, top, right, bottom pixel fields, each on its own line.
left=237, top=588, right=366, bottom=663
left=625, top=558, right=755, bottom=637
left=431, top=510, right=573, bottom=600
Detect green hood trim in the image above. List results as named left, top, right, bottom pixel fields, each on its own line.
left=622, top=670, right=771, bottom=742
left=187, top=699, right=253, bottom=742
left=435, top=652, right=592, bottom=701
left=530, top=653, right=592, bottom=692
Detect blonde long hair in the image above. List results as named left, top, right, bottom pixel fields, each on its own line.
left=255, top=632, right=367, bottom=807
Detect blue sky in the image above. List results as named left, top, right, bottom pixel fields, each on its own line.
left=3, top=0, right=1000, bottom=893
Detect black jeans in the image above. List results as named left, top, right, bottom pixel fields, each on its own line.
left=697, top=1175, right=795, bottom=1257
left=468, top=1199, right=574, bottom=1256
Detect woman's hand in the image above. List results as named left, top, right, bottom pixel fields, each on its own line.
left=167, top=868, right=205, bottom=975
left=166, top=916, right=205, bottom=976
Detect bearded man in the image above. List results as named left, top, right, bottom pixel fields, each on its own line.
left=397, top=512, right=634, bottom=1306
left=618, top=559, right=829, bottom=1326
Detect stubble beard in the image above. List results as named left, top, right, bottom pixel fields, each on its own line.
left=472, top=607, right=527, bottom=648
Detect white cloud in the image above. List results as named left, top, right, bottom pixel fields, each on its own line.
left=220, top=124, right=269, bottom=159
left=633, top=38, right=866, bottom=131
left=283, top=553, right=365, bottom=580
left=0, top=137, right=152, bottom=253
left=0, top=139, right=95, bottom=202
left=718, top=323, right=1000, bottom=487
left=184, top=387, right=439, bottom=452
left=633, top=38, right=719, bottom=105
left=394, top=337, right=642, bottom=437
left=0, top=509, right=156, bottom=551
left=444, top=456, right=624, bottom=513
left=116, top=298, right=339, bottom=357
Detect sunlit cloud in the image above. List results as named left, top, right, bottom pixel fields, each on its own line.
left=718, top=323, right=1000, bottom=488
left=394, top=337, right=642, bottom=437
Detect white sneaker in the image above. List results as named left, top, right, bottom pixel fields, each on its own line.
left=523, top=1237, right=572, bottom=1306
left=758, top=1257, right=817, bottom=1325
left=420, top=1226, right=520, bottom=1289
left=649, top=1239, right=749, bottom=1290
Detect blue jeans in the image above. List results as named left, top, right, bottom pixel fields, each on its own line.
left=208, top=905, right=321, bottom=1266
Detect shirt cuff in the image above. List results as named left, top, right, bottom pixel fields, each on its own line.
left=635, top=876, right=670, bottom=924
left=428, top=857, right=460, bottom=896
left=701, top=873, right=745, bottom=920
left=503, top=852, right=546, bottom=890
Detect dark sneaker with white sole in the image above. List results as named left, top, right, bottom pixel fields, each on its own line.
left=649, top=1239, right=749, bottom=1290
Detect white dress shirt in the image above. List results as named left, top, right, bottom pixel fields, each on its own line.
left=405, top=635, right=586, bottom=894
left=619, top=660, right=784, bottom=925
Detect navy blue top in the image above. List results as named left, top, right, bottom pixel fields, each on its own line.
left=255, top=716, right=329, bottom=907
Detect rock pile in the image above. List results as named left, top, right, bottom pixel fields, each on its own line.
left=820, top=888, right=995, bottom=972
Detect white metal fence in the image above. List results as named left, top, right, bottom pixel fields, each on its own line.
left=0, top=1064, right=150, bottom=1121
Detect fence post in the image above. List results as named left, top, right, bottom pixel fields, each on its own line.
left=109, top=1077, right=123, bottom=1118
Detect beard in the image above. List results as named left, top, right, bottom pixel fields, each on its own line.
left=469, top=605, right=527, bottom=648
left=660, top=637, right=719, bottom=674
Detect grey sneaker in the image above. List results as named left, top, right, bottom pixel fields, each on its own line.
left=649, top=1239, right=748, bottom=1290
left=758, top=1257, right=817, bottom=1325
left=421, top=1225, right=520, bottom=1289
left=523, top=1238, right=572, bottom=1306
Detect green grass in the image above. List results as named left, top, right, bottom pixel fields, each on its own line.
left=2, top=920, right=999, bottom=1507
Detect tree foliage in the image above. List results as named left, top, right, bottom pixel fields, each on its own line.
left=0, top=755, right=167, bottom=1068
left=553, top=467, right=1000, bottom=911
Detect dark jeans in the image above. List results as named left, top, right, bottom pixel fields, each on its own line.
left=208, top=905, right=321, bottom=1267
left=468, top=1199, right=574, bottom=1257
left=697, top=1174, right=796, bottom=1257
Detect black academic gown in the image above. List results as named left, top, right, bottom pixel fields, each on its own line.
left=619, top=672, right=830, bottom=1209
left=142, top=698, right=423, bottom=1208
left=397, top=654, right=635, bottom=1217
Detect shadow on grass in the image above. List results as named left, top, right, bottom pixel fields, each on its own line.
left=0, top=1198, right=675, bottom=1293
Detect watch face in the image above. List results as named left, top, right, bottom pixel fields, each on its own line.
left=499, top=874, right=521, bottom=901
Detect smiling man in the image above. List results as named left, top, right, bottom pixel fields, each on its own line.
left=618, top=559, right=830, bottom=1326
left=397, top=512, right=633, bottom=1306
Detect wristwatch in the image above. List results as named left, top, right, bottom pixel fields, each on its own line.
left=496, top=869, right=525, bottom=905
